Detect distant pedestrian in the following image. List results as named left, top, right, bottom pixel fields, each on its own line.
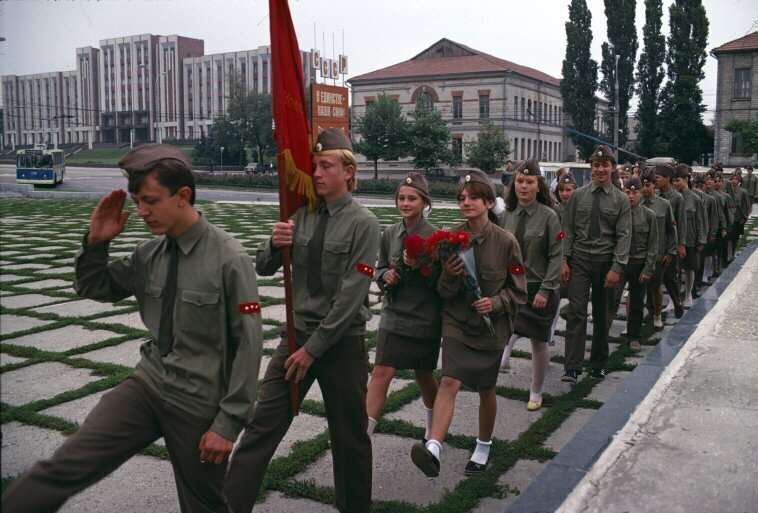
left=550, top=167, right=567, bottom=195
left=498, top=159, right=562, bottom=412
left=709, top=170, right=732, bottom=274
left=501, top=160, right=515, bottom=187
left=740, top=165, right=757, bottom=203
left=692, top=173, right=718, bottom=290
left=560, top=145, right=631, bottom=383
left=410, top=170, right=526, bottom=478
left=366, top=172, right=441, bottom=440
left=2, top=144, right=264, bottom=513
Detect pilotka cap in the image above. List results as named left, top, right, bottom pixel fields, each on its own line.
left=624, top=175, right=642, bottom=191
left=399, top=172, right=430, bottom=198
left=590, top=144, right=615, bottom=162
left=313, top=127, right=353, bottom=153
left=464, top=169, right=497, bottom=197
left=119, top=143, right=192, bottom=173
left=515, top=158, right=542, bottom=176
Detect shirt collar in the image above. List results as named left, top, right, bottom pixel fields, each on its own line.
left=170, top=213, right=207, bottom=255
left=590, top=181, right=613, bottom=194
left=465, top=220, right=493, bottom=245
left=397, top=217, right=430, bottom=239
left=322, top=192, right=352, bottom=217
left=515, top=201, right=539, bottom=216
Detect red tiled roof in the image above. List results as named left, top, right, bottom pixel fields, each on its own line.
left=349, top=39, right=561, bottom=86
left=712, top=32, right=758, bottom=54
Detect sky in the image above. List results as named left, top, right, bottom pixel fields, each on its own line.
left=1, top=0, right=756, bottom=123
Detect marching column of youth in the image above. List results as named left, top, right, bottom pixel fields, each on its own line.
left=727, top=172, right=751, bottom=262
left=640, top=166, right=678, bottom=330
left=2, top=144, right=264, bottom=513
left=411, top=170, right=527, bottom=478
left=710, top=171, right=734, bottom=274
left=655, top=164, right=687, bottom=319
left=224, top=129, right=380, bottom=513
left=367, top=173, right=442, bottom=440
left=498, top=159, right=563, bottom=412
left=609, top=176, right=657, bottom=354
left=741, top=165, right=758, bottom=203
left=692, top=173, right=719, bottom=291
left=560, top=145, right=632, bottom=384
left=673, top=164, right=708, bottom=309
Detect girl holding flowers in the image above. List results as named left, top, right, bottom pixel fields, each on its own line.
left=498, top=159, right=563, bottom=411
left=367, top=173, right=442, bottom=440
left=411, top=170, right=527, bottom=478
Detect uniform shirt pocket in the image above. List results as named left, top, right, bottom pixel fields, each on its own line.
left=292, top=234, right=311, bottom=269
left=480, top=268, right=507, bottom=297
left=323, top=240, right=351, bottom=275
left=179, top=289, right=221, bottom=339
left=143, top=283, right=164, bottom=335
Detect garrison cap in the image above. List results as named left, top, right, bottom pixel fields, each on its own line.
left=624, top=176, right=642, bottom=191
left=640, top=166, right=657, bottom=184
left=313, top=128, right=353, bottom=153
left=464, top=169, right=496, bottom=197
left=119, top=143, right=192, bottom=173
left=590, top=144, right=615, bottom=162
left=674, top=164, right=691, bottom=179
left=558, top=172, right=577, bottom=186
left=399, top=172, right=430, bottom=199
left=692, top=173, right=706, bottom=185
left=654, top=163, right=675, bottom=179
left=515, top=158, right=542, bottom=176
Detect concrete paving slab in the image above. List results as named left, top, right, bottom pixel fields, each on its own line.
left=258, top=286, right=285, bottom=298
left=304, top=377, right=412, bottom=404
left=388, top=393, right=542, bottom=441
left=9, top=325, right=120, bottom=352
left=366, top=313, right=381, bottom=332
left=33, top=299, right=130, bottom=318
left=0, top=273, right=28, bottom=282
left=272, top=413, right=329, bottom=459
left=473, top=459, right=550, bottom=513
left=41, top=390, right=108, bottom=426
left=1, top=353, right=28, bottom=366
left=32, top=246, right=69, bottom=251
left=2, top=263, right=53, bottom=270
left=297, top=433, right=471, bottom=507
left=0, top=293, right=67, bottom=309
left=1, top=422, right=68, bottom=478
left=496, top=357, right=572, bottom=398
left=1, top=362, right=102, bottom=406
left=37, top=266, right=76, bottom=275
left=586, top=371, right=632, bottom=403
left=59, top=456, right=180, bottom=513
left=95, top=311, right=147, bottom=331
left=15, top=278, right=71, bottom=290
left=543, top=408, right=597, bottom=452
left=0, top=313, right=55, bottom=336
left=253, top=492, right=338, bottom=513
left=261, top=304, right=287, bottom=323
left=78, top=339, right=147, bottom=368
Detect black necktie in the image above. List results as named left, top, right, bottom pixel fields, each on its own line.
left=588, top=188, right=602, bottom=239
left=515, top=209, right=527, bottom=254
left=307, top=206, right=328, bottom=295
left=157, top=238, right=179, bottom=356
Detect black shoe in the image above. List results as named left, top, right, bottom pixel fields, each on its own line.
left=411, top=442, right=440, bottom=477
left=422, top=437, right=428, bottom=445
left=674, top=304, right=684, bottom=319
left=590, top=368, right=606, bottom=380
left=464, top=458, right=489, bottom=476
left=692, top=289, right=700, bottom=299
left=561, top=369, right=580, bottom=384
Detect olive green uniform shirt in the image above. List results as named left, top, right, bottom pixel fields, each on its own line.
left=680, top=188, right=708, bottom=247
left=629, top=204, right=658, bottom=277
left=375, top=218, right=442, bottom=339
left=706, top=188, right=727, bottom=231
left=499, top=202, right=563, bottom=299
left=641, top=194, right=677, bottom=261
left=741, top=173, right=758, bottom=197
left=658, top=187, right=687, bottom=247
left=554, top=201, right=568, bottom=223
left=256, top=193, right=381, bottom=359
left=74, top=215, right=263, bottom=441
left=561, top=181, right=632, bottom=274
left=692, top=187, right=712, bottom=237
left=697, top=188, right=718, bottom=238
left=729, top=186, right=751, bottom=224
left=438, top=221, right=528, bottom=351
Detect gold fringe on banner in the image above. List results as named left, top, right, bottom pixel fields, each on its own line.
left=281, top=149, right=317, bottom=210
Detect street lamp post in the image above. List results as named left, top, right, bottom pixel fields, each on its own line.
left=220, top=146, right=224, bottom=172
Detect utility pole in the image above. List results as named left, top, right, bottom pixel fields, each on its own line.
left=613, top=54, right=620, bottom=161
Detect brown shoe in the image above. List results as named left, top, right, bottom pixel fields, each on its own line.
left=629, top=340, right=642, bottom=354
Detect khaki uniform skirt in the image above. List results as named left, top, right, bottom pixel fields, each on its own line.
left=513, top=282, right=561, bottom=343
left=375, top=329, right=441, bottom=370
left=441, top=337, right=503, bottom=389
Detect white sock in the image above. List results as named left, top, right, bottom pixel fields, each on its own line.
left=367, top=417, right=377, bottom=436
left=550, top=308, right=561, bottom=341
left=425, top=439, right=442, bottom=460
left=530, top=339, right=549, bottom=403
left=424, top=406, right=433, bottom=440
left=501, top=334, right=518, bottom=367
left=703, top=257, right=713, bottom=280
left=684, top=270, right=694, bottom=299
left=471, top=438, right=492, bottom=465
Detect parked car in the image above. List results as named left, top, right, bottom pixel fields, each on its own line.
left=244, top=162, right=267, bottom=175
left=425, top=167, right=460, bottom=183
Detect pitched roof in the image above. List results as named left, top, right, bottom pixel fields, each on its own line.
left=711, top=31, right=758, bottom=54
left=348, top=38, right=561, bottom=86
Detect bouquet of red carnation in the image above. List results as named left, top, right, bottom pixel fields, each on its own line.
left=381, top=232, right=436, bottom=303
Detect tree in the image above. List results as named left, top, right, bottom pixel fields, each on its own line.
left=561, top=0, right=599, bottom=160
left=725, top=119, right=758, bottom=158
left=466, top=120, right=512, bottom=173
left=599, top=0, right=638, bottom=148
left=353, top=94, right=411, bottom=179
left=407, top=99, right=455, bottom=171
left=634, top=0, right=666, bottom=157
left=657, top=0, right=709, bottom=164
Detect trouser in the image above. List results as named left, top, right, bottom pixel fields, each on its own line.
left=662, top=255, right=682, bottom=309
left=611, top=260, right=645, bottom=339
left=564, top=257, right=614, bottom=372
left=225, top=331, right=371, bottom=513
left=1, top=377, right=227, bottom=513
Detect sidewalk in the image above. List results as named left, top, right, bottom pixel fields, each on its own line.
left=510, top=238, right=758, bottom=513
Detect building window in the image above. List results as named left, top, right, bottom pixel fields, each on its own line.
left=731, top=132, right=743, bottom=154
left=513, top=96, right=518, bottom=119
left=528, top=139, right=532, bottom=157
left=734, top=68, right=751, bottom=99
left=513, top=137, right=519, bottom=160
left=479, top=94, right=489, bottom=119
left=527, top=99, right=532, bottom=120
left=521, top=98, right=526, bottom=120
left=453, top=96, right=463, bottom=119
left=364, top=99, right=374, bottom=111
left=452, top=137, right=463, bottom=160
left=418, top=91, right=433, bottom=111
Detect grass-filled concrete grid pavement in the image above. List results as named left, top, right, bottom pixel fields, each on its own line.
left=2, top=197, right=752, bottom=512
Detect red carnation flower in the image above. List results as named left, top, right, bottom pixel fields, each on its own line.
left=419, top=265, right=433, bottom=277
left=404, top=233, right=427, bottom=260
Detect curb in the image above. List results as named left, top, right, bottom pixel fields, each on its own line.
left=0, top=183, right=105, bottom=200
left=507, top=239, right=758, bottom=513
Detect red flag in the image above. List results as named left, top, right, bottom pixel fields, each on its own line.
left=269, top=0, right=317, bottom=218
